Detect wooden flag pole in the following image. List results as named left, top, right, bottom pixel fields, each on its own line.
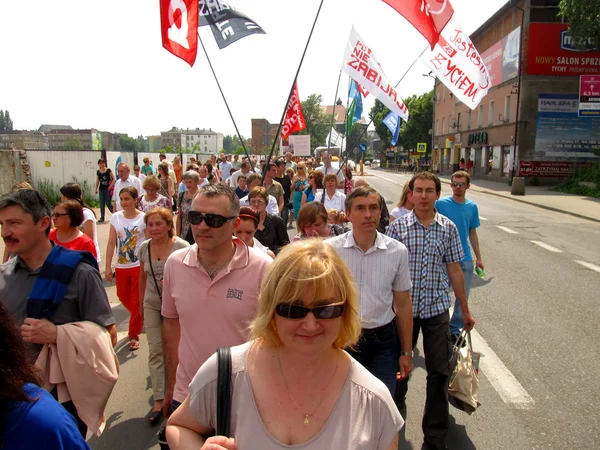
left=197, top=34, right=255, bottom=173
left=261, top=0, right=326, bottom=186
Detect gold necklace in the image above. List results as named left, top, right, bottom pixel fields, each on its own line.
left=277, top=348, right=339, bottom=425
left=196, top=246, right=235, bottom=279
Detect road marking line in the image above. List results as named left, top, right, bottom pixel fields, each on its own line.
left=470, top=329, right=535, bottom=409
left=530, top=240, right=563, bottom=253
left=496, top=225, right=518, bottom=234
left=479, top=216, right=489, bottom=221
left=373, top=173, right=403, bottom=186
left=574, top=260, right=600, bottom=273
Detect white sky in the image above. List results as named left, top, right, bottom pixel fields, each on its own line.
left=0, top=0, right=508, bottom=140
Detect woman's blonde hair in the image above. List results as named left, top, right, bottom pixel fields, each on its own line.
left=397, top=180, right=411, bottom=208
left=249, top=239, right=361, bottom=349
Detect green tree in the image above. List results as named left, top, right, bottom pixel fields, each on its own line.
left=0, top=111, right=4, bottom=131
left=119, top=135, right=138, bottom=152
left=297, top=94, right=330, bottom=153
left=223, top=135, right=233, bottom=152
left=137, top=135, right=147, bottom=152
left=345, top=123, right=369, bottom=159
left=4, top=111, right=13, bottom=130
left=397, top=90, right=433, bottom=151
left=559, top=0, right=600, bottom=51
left=64, top=136, right=83, bottom=150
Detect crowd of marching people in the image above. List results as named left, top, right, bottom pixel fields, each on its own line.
left=0, top=150, right=483, bottom=450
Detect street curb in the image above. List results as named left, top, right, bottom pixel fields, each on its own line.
left=372, top=169, right=600, bottom=224
left=437, top=178, right=600, bottom=224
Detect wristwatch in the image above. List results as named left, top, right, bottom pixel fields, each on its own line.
left=400, top=351, right=414, bottom=358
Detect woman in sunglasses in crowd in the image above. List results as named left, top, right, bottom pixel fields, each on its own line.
left=233, top=207, right=275, bottom=259
left=248, top=186, right=289, bottom=255
left=138, top=207, right=189, bottom=425
left=390, top=180, right=414, bottom=222
left=105, top=186, right=146, bottom=352
left=301, top=170, right=324, bottom=208
left=49, top=200, right=98, bottom=260
left=166, top=239, right=403, bottom=449
left=292, top=202, right=344, bottom=241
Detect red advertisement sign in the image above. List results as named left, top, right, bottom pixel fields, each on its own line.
left=519, top=160, right=587, bottom=177
left=527, top=23, right=600, bottom=76
left=480, top=27, right=521, bottom=88
left=579, top=75, right=600, bottom=116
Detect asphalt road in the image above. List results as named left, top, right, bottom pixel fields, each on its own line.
left=11, top=173, right=596, bottom=450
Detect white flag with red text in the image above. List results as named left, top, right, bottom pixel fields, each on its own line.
left=342, top=27, right=409, bottom=122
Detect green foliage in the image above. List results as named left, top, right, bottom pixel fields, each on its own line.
left=345, top=123, right=368, bottom=156
left=232, top=145, right=246, bottom=155
left=64, top=136, right=83, bottom=150
left=119, top=135, right=138, bottom=152
left=0, top=110, right=14, bottom=131
left=137, top=135, right=148, bottom=152
left=551, top=154, right=600, bottom=197
left=398, top=90, right=434, bottom=151
left=559, top=0, right=600, bottom=51
left=297, top=94, right=330, bottom=152
left=35, top=177, right=99, bottom=207
left=223, top=135, right=243, bottom=153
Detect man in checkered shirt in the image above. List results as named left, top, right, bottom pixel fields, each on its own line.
left=386, top=172, right=475, bottom=450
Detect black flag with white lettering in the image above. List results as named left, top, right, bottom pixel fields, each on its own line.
left=199, top=0, right=266, bottom=49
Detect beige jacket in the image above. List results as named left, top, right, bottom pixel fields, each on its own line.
left=36, top=321, right=119, bottom=437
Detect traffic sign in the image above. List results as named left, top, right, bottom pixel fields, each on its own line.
left=416, top=142, right=427, bottom=153
left=359, top=143, right=367, bottom=152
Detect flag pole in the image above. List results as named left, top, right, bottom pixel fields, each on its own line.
left=261, top=0, right=326, bottom=186
left=197, top=34, right=256, bottom=173
left=337, top=45, right=428, bottom=175
left=326, top=69, right=343, bottom=152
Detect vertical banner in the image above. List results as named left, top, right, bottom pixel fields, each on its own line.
left=160, top=0, right=198, bottom=66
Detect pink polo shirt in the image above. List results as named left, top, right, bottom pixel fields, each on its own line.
left=161, top=237, right=273, bottom=403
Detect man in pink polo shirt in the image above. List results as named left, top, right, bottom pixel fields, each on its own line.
left=161, top=184, right=272, bottom=417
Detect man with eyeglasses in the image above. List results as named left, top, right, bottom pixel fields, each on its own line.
left=435, top=170, right=483, bottom=346
left=161, top=184, right=272, bottom=419
left=386, top=172, right=475, bottom=450
left=326, top=186, right=414, bottom=397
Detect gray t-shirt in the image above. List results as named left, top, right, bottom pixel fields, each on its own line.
left=0, top=255, right=115, bottom=357
left=138, top=237, right=190, bottom=311
left=189, top=341, right=404, bottom=450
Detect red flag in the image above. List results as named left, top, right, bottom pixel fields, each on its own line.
left=383, top=0, right=454, bottom=49
left=160, top=0, right=198, bottom=67
left=281, top=83, right=306, bottom=140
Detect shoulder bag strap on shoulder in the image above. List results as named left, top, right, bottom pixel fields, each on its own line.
left=147, top=240, right=162, bottom=299
left=216, top=346, right=232, bottom=438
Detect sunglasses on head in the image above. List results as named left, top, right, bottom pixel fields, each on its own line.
left=451, top=181, right=467, bottom=188
left=275, top=302, right=345, bottom=320
left=188, top=211, right=237, bottom=228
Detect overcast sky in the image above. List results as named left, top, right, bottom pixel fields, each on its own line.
left=0, top=0, right=508, bottom=140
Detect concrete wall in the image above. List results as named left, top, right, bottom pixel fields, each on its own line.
left=0, top=150, right=30, bottom=195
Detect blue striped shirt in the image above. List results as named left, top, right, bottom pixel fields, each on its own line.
left=386, top=210, right=464, bottom=319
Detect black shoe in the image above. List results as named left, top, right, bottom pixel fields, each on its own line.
left=422, top=442, right=448, bottom=450
left=451, top=334, right=466, bottom=348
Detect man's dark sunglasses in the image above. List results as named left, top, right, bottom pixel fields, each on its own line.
left=451, top=181, right=467, bottom=188
left=188, top=211, right=237, bottom=228
left=275, top=302, right=345, bottom=320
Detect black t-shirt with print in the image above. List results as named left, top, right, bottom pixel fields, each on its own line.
left=97, top=169, right=112, bottom=190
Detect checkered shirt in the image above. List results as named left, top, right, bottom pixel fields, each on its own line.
left=386, top=210, right=464, bottom=319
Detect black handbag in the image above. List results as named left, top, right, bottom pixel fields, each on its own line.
left=157, top=347, right=232, bottom=449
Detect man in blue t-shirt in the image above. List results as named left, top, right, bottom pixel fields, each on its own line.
left=435, top=170, right=484, bottom=342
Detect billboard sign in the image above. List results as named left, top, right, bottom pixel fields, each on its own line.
left=579, top=75, right=600, bottom=117
left=519, top=160, right=590, bottom=178
left=481, top=27, right=521, bottom=88
left=534, top=94, right=600, bottom=160
left=289, top=134, right=311, bottom=156
left=528, top=23, right=600, bottom=76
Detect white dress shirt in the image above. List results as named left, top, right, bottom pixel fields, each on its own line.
left=314, top=190, right=347, bottom=212
left=113, top=175, right=143, bottom=211
left=326, top=231, right=412, bottom=329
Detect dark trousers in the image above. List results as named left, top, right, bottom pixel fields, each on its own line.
left=51, top=388, right=88, bottom=438
left=347, top=321, right=397, bottom=396
left=395, top=311, right=451, bottom=447
left=281, top=204, right=289, bottom=225
left=98, top=189, right=113, bottom=221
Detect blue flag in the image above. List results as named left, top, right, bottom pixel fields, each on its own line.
left=382, top=111, right=401, bottom=146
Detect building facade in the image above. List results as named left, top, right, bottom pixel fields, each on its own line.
left=432, top=0, right=600, bottom=180
left=251, top=119, right=280, bottom=154
left=0, top=131, right=48, bottom=150
left=181, top=128, right=224, bottom=154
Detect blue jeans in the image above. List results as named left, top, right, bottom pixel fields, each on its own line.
left=347, top=321, right=397, bottom=396
left=449, top=259, right=474, bottom=335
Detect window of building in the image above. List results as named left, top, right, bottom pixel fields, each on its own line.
left=443, top=86, right=446, bottom=101
left=504, top=95, right=511, bottom=122
left=467, top=110, right=472, bottom=129
left=457, top=112, right=461, bottom=131
left=478, top=105, right=484, bottom=127
left=489, top=101, right=495, bottom=125
left=436, top=119, right=439, bottom=135
left=442, top=118, right=446, bottom=134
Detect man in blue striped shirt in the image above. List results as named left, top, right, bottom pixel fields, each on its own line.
left=386, top=172, right=475, bottom=450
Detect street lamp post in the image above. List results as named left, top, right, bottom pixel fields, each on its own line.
left=423, top=72, right=436, bottom=172
left=510, top=1, right=526, bottom=194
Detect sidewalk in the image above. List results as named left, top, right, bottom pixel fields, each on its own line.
left=373, top=168, right=600, bottom=223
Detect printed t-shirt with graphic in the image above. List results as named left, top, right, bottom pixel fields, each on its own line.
left=97, top=169, right=112, bottom=191
left=434, top=197, right=480, bottom=262
left=110, top=212, right=146, bottom=268
left=161, top=239, right=273, bottom=403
